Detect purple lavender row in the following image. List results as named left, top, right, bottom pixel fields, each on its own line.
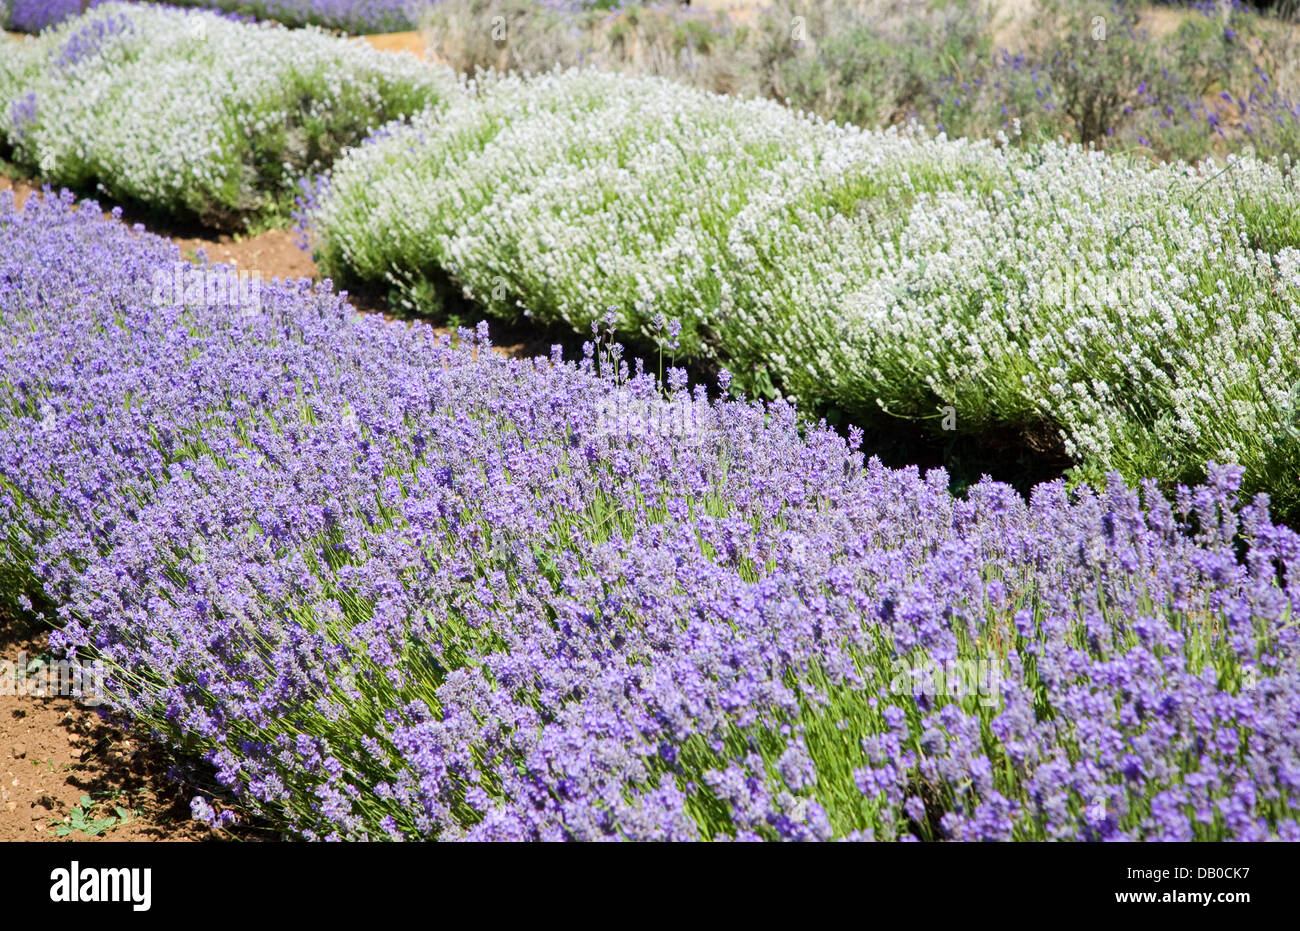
left=2, top=0, right=102, bottom=32
left=2, top=1, right=414, bottom=33
left=142, top=1, right=418, bottom=32
left=1, top=189, right=1298, bottom=840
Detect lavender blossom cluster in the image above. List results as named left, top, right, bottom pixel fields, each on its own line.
left=2, top=190, right=1298, bottom=841
left=1, top=1, right=417, bottom=34
left=0, top=4, right=452, bottom=229
left=1, top=1, right=104, bottom=34
left=141, top=1, right=421, bottom=33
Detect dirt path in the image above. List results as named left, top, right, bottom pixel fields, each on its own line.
left=361, top=29, right=429, bottom=58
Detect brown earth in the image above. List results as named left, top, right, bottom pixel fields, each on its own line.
left=689, top=0, right=761, bottom=24
left=0, top=172, right=39, bottom=208
left=171, top=229, right=318, bottom=283
left=360, top=29, right=428, bottom=58
left=0, top=621, right=220, bottom=842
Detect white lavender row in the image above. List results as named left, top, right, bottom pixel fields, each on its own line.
left=0, top=3, right=456, bottom=227
left=307, top=68, right=1300, bottom=517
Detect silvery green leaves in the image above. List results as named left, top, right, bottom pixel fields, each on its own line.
left=1284, top=382, right=1300, bottom=442
left=0, top=3, right=457, bottom=229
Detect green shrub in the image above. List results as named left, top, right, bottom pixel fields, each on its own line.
left=0, top=3, right=457, bottom=229
left=309, top=68, right=1300, bottom=516
left=421, top=0, right=1300, bottom=163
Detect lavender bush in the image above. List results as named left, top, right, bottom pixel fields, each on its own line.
left=0, top=4, right=456, bottom=228
left=925, top=1, right=1300, bottom=163
left=139, top=1, right=424, bottom=34
left=310, top=68, right=1300, bottom=520
left=2, top=189, right=1298, bottom=840
left=1, top=1, right=109, bottom=34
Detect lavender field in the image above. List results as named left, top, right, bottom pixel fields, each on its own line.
left=1, top=0, right=418, bottom=33
left=0, top=1, right=1298, bottom=844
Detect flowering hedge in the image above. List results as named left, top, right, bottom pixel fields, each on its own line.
left=2, top=0, right=417, bottom=34
left=308, top=68, right=1300, bottom=517
left=3, top=189, right=1298, bottom=840
left=139, top=1, right=420, bottom=34
left=1, top=1, right=109, bottom=34
left=0, top=3, right=455, bottom=228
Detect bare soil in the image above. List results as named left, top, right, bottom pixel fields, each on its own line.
left=0, top=621, right=218, bottom=842
left=360, top=30, right=429, bottom=58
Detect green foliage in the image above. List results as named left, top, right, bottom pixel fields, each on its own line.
left=313, top=67, right=1300, bottom=519
left=51, top=794, right=134, bottom=838
left=0, top=4, right=456, bottom=230
left=422, top=0, right=1300, bottom=164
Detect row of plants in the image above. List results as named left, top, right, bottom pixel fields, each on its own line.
left=0, top=3, right=455, bottom=228
left=138, top=0, right=422, bottom=33
left=306, top=67, right=1300, bottom=518
left=2, top=188, right=1298, bottom=840
left=1, top=0, right=420, bottom=34
left=5, top=5, right=1297, bottom=513
left=422, top=0, right=1300, bottom=164
left=1, top=0, right=103, bottom=33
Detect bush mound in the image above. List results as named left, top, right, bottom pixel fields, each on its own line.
left=309, top=68, right=1300, bottom=516
left=0, top=3, right=455, bottom=228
